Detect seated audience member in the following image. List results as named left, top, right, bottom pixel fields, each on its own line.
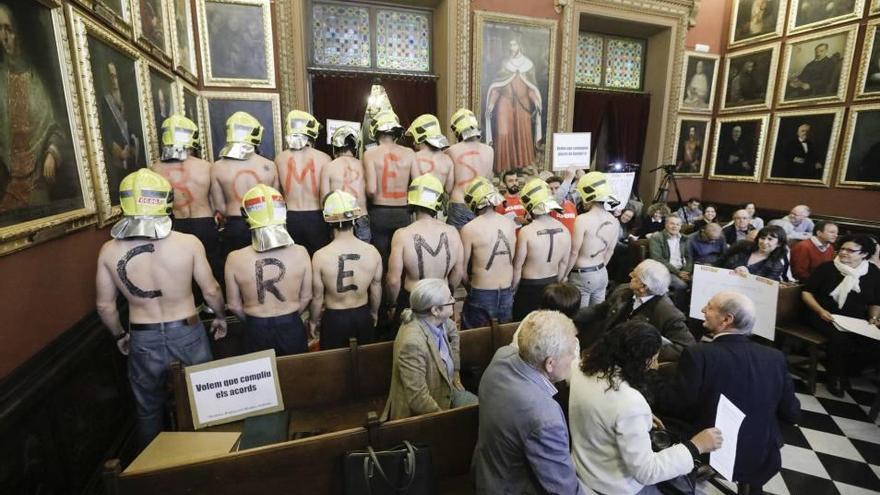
left=802, top=236, right=880, bottom=396
left=638, top=203, right=670, bottom=238
left=791, top=221, right=838, bottom=282
left=688, top=222, right=726, bottom=266
left=617, top=208, right=638, bottom=247
left=472, top=311, right=586, bottom=494
left=871, top=236, right=880, bottom=269
left=540, top=282, right=581, bottom=318
left=692, top=204, right=717, bottom=231
left=609, top=207, right=639, bottom=282
left=674, top=197, right=703, bottom=225
left=659, top=292, right=800, bottom=494
left=382, top=278, right=477, bottom=420
left=570, top=321, right=722, bottom=494
left=769, top=204, right=814, bottom=241
left=574, top=259, right=695, bottom=361
left=648, top=216, right=692, bottom=290
left=744, top=202, right=764, bottom=230
left=718, top=225, right=790, bottom=282
left=722, top=209, right=756, bottom=245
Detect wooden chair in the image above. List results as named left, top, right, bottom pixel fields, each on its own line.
left=775, top=284, right=827, bottom=393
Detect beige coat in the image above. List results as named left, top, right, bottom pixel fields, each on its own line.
left=381, top=317, right=461, bottom=421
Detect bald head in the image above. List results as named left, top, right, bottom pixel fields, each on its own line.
left=702, top=291, right=756, bottom=335
left=789, top=205, right=810, bottom=225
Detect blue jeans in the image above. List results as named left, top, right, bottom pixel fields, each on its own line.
left=128, top=321, right=213, bottom=449
left=355, top=215, right=372, bottom=243
left=462, top=287, right=513, bottom=329
left=446, top=202, right=475, bottom=230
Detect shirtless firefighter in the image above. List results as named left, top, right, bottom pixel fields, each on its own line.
left=320, top=126, right=370, bottom=242
left=95, top=169, right=226, bottom=450
left=406, top=114, right=454, bottom=196
left=310, top=190, right=383, bottom=350
left=460, top=176, right=517, bottom=329
left=512, top=177, right=571, bottom=320
left=225, top=185, right=312, bottom=356
left=445, top=108, right=494, bottom=230
left=275, top=110, right=332, bottom=255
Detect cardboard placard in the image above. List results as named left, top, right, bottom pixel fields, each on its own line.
left=184, top=350, right=284, bottom=429
left=326, top=119, right=361, bottom=145
left=689, top=265, right=779, bottom=341
left=605, top=172, right=636, bottom=206
left=552, top=132, right=591, bottom=170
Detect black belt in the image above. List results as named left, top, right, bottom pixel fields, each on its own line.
left=130, top=314, right=200, bottom=331
left=570, top=263, right=605, bottom=273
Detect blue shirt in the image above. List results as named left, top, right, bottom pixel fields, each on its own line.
left=425, top=320, right=454, bottom=380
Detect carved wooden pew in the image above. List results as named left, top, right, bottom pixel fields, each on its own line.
left=775, top=284, right=827, bottom=393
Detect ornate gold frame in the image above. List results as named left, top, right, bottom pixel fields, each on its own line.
left=873, top=0, right=880, bottom=14
left=719, top=42, right=780, bottom=113
left=175, top=78, right=208, bottom=158
left=472, top=10, right=557, bottom=171
left=777, top=25, right=857, bottom=108
left=708, top=114, right=769, bottom=183
left=68, top=5, right=154, bottom=225
left=195, top=0, right=276, bottom=88
left=201, top=91, right=281, bottom=162
left=679, top=51, right=720, bottom=114
left=68, top=0, right=132, bottom=38
left=130, top=0, right=173, bottom=65
left=0, top=4, right=97, bottom=256
left=727, top=0, right=786, bottom=49
left=672, top=116, right=712, bottom=177
left=855, top=19, right=880, bottom=100
left=764, top=107, right=844, bottom=187
left=836, top=103, right=880, bottom=189
left=168, top=0, right=198, bottom=84
left=142, top=60, right=178, bottom=161
left=788, top=0, right=864, bottom=35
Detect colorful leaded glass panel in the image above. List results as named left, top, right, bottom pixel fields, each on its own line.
left=312, top=3, right=371, bottom=68
left=576, top=33, right=603, bottom=87
left=376, top=9, right=430, bottom=72
left=604, top=38, right=644, bottom=90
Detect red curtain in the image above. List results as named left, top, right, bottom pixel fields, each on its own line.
left=572, top=90, right=651, bottom=166
left=572, top=90, right=614, bottom=137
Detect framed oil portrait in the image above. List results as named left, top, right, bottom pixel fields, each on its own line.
left=720, top=42, right=779, bottom=113
left=473, top=11, right=556, bottom=172
left=144, top=62, right=177, bottom=161
left=175, top=79, right=207, bottom=159
left=873, top=0, right=880, bottom=14
left=779, top=26, right=857, bottom=107
left=672, top=117, right=711, bottom=177
left=0, top=1, right=96, bottom=255
left=69, top=0, right=132, bottom=37
left=69, top=7, right=152, bottom=225
left=203, top=91, right=280, bottom=162
left=169, top=0, right=197, bottom=83
left=728, top=0, right=785, bottom=48
left=856, top=19, right=880, bottom=99
left=708, top=115, right=768, bottom=182
left=679, top=52, right=719, bottom=113
left=765, top=108, right=844, bottom=186
left=196, top=0, right=275, bottom=88
left=837, top=104, right=880, bottom=188
left=789, top=0, right=864, bottom=35
left=132, top=0, right=171, bottom=64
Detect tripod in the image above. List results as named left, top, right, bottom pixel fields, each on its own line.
left=649, top=164, right=686, bottom=222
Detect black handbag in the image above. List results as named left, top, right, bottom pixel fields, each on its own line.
left=344, top=441, right=437, bottom=495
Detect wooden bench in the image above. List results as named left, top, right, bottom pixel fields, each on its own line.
left=775, top=284, right=828, bottom=393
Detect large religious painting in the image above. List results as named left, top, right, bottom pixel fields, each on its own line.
left=720, top=43, right=778, bottom=112
left=679, top=52, right=719, bottom=113
left=672, top=117, right=711, bottom=176
left=728, top=0, right=785, bottom=48
left=708, top=115, right=768, bottom=182
left=145, top=63, right=176, bottom=160
left=766, top=108, right=843, bottom=186
left=197, top=0, right=275, bottom=88
left=473, top=11, right=556, bottom=172
left=856, top=20, right=880, bottom=99
left=779, top=26, right=856, bottom=107
left=133, top=0, right=171, bottom=63
left=203, top=91, right=280, bottom=161
left=0, top=1, right=94, bottom=255
left=789, top=0, right=864, bottom=35
left=170, top=0, right=197, bottom=82
left=837, top=104, right=880, bottom=187
left=71, top=9, right=151, bottom=224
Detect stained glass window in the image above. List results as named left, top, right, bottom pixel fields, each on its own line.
left=312, top=3, right=371, bottom=68
left=376, top=9, right=430, bottom=72
left=575, top=33, right=603, bottom=87
left=604, top=38, right=644, bottom=90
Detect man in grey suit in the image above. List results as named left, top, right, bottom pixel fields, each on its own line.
left=472, top=310, right=586, bottom=494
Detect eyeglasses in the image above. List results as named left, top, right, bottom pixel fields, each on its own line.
left=839, top=247, right=861, bottom=254
left=438, top=301, right=456, bottom=308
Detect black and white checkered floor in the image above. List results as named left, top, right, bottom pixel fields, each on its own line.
left=699, top=373, right=880, bottom=495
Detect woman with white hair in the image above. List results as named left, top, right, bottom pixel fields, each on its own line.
left=381, top=278, right=477, bottom=420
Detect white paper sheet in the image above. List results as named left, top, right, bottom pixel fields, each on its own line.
left=710, top=394, right=745, bottom=482
left=833, top=314, right=880, bottom=341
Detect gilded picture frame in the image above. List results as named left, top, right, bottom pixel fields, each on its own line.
left=836, top=103, right=880, bottom=188
left=0, top=2, right=96, bottom=256
left=68, top=0, right=133, bottom=38
left=168, top=0, right=198, bottom=84
left=175, top=79, right=207, bottom=159
left=873, top=0, right=880, bottom=14
left=196, top=0, right=275, bottom=88
left=778, top=25, right=857, bottom=108
left=142, top=60, right=178, bottom=162
left=672, top=116, right=711, bottom=177
left=131, top=0, right=172, bottom=65
left=679, top=52, right=720, bottom=114
left=473, top=10, right=557, bottom=172
left=855, top=19, right=880, bottom=100
left=69, top=6, right=154, bottom=225
left=765, top=107, right=844, bottom=187
left=720, top=42, right=779, bottom=113
left=708, top=114, right=769, bottom=183
left=728, top=0, right=786, bottom=49
left=788, top=0, right=864, bottom=35
left=202, top=91, right=281, bottom=162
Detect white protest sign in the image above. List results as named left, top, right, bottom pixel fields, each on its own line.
left=552, top=132, right=591, bottom=171
left=326, top=119, right=362, bottom=145
left=185, top=349, right=284, bottom=429
left=605, top=172, right=636, bottom=207
left=689, top=265, right=779, bottom=341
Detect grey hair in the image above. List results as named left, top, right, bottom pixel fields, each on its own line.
left=794, top=204, right=811, bottom=215
left=634, top=259, right=670, bottom=296
left=716, top=291, right=756, bottom=335
left=517, top=311, right=579, bottom=368
left=400, top=278, right=449, bottom=324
